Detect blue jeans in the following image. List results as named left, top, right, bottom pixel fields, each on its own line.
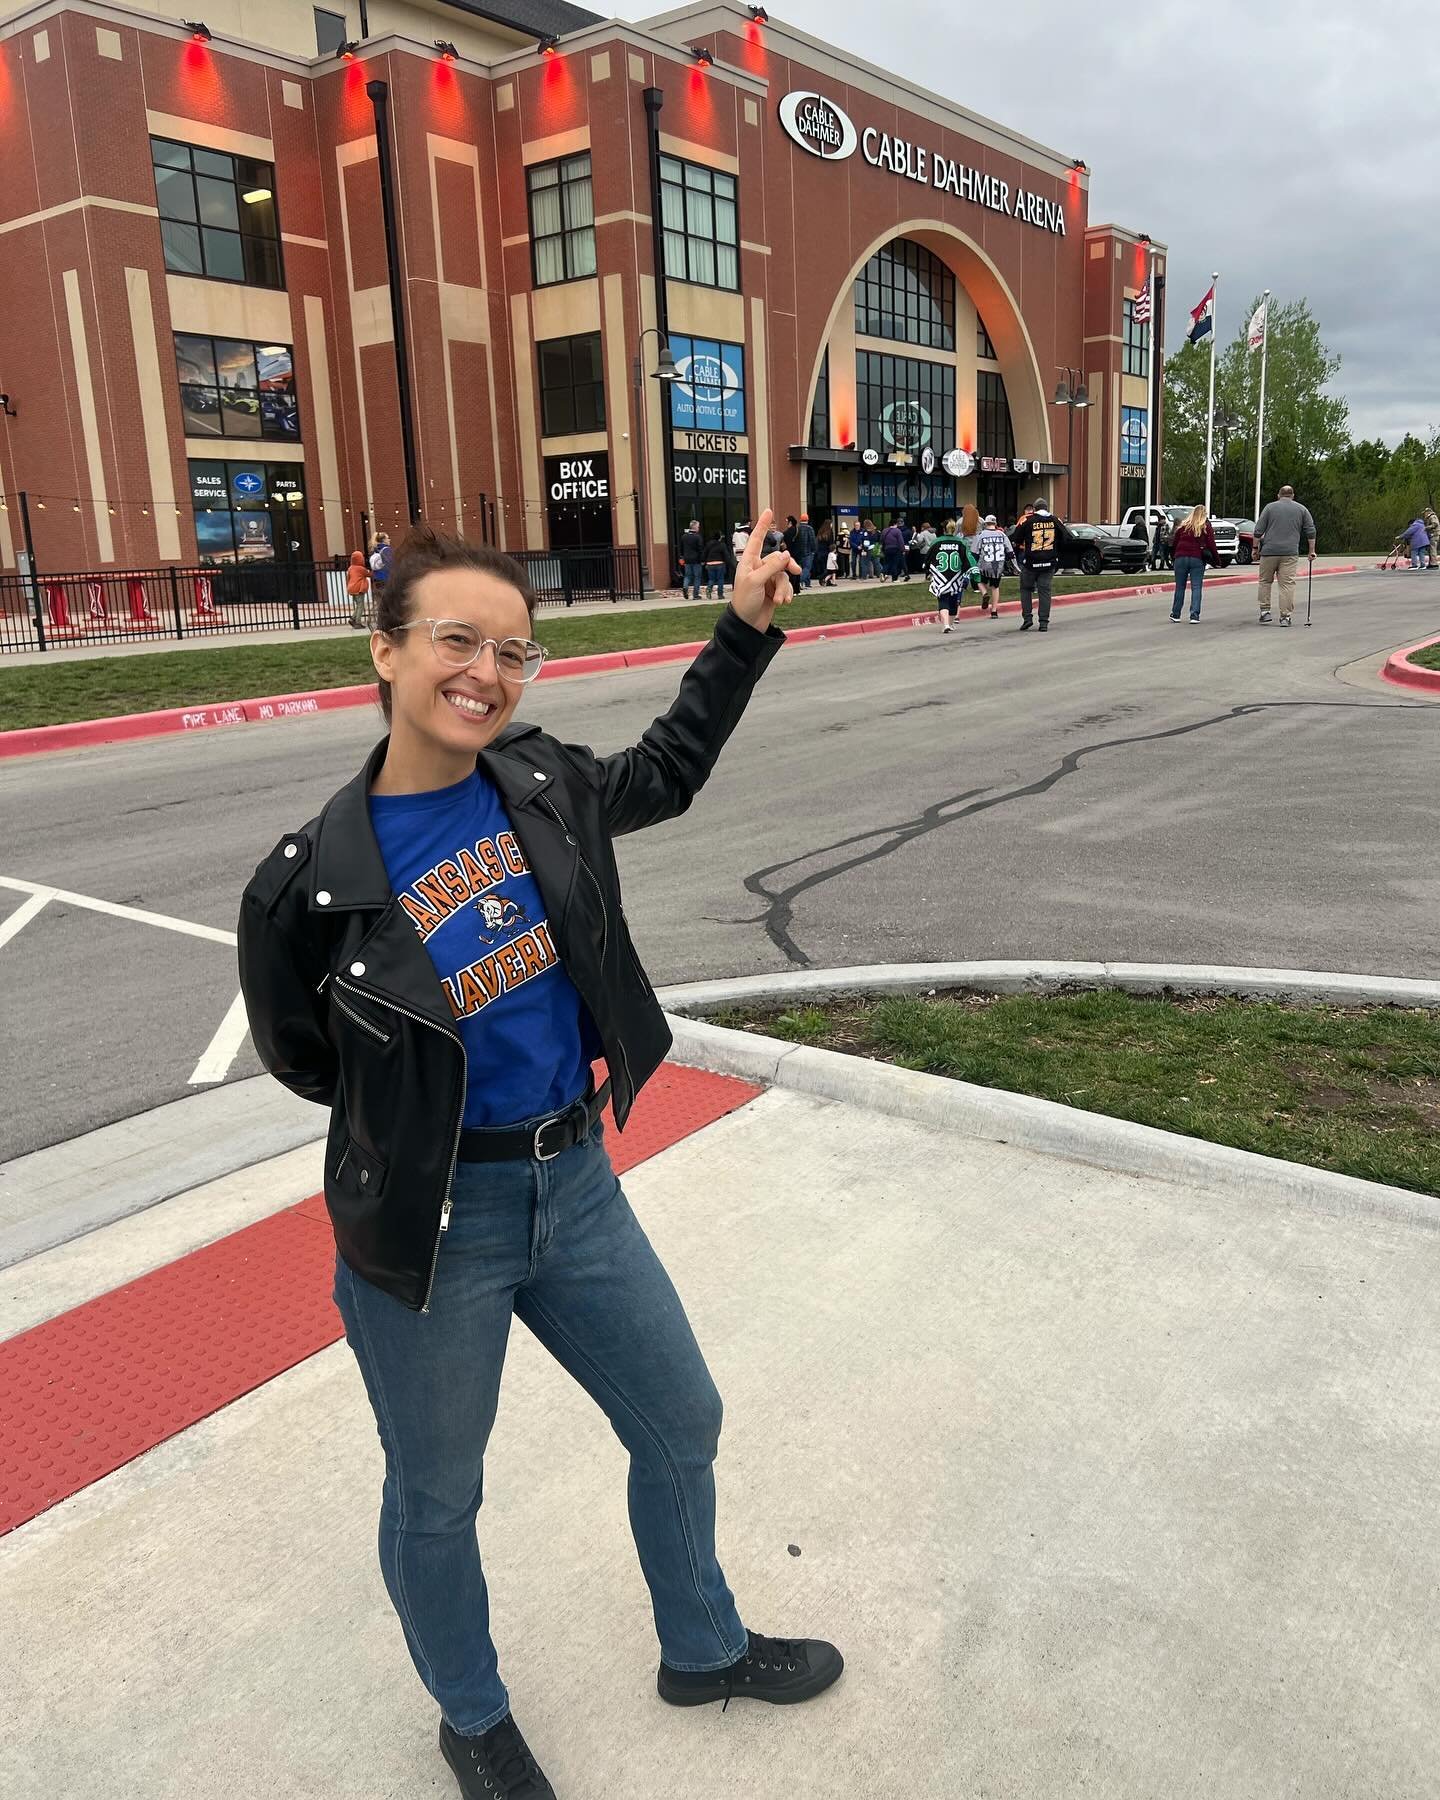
left=683, top=559, right=703, bottom=597
left=333, top=1128, right=745, bottom=1735
left=1412, top=547, right=1428, bottom=569
left=799, top=551, right=815, bottom=589
left=1171, top=555, right=1205, bottom=618
left=884, top=547, right=904, bottom=581
left=704, top=560, right=726, bottom=598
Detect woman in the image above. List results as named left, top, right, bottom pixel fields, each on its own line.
left=836, top=522, right=851, bottom=581
left=973, top=513, right=1010, bottom=616
left=237, top=515, right=841, bottom=1800
left=346, top=547, right=371, bottom=629
left=702, top=526, right=730, bottom=599
left=1170, top=503, right=1219, bottom=621
left=815, top=518, right=838, bottom=586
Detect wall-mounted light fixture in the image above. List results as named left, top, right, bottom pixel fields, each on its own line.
left=690, top=44, right=714, bottom=65
left=536, top=32, right=559, bottom=54
left=0, top=393, right=16, bottom=418
left=181, top=19, right=211, bottom=40
left=433, top=38, right=458, bottom=61
left=748, top=6, right=769, bottom=20
left=337, top=39, right=359, bottom=59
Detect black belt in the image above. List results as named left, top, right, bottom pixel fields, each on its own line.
left=457, top=1080, right=611, bottom=1164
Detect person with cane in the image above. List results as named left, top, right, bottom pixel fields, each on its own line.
left=1253, top=484, right=1317, bottom=626
left=238, top=509, right=842, bottom=1800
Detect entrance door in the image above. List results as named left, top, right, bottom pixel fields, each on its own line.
left=977, top=473, right=1020, bottom=526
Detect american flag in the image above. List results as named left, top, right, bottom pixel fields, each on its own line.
left=1131, top=285, right=1152, bottom=323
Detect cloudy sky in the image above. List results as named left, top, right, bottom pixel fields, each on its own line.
left=625, top=0, right=1438, bottom=443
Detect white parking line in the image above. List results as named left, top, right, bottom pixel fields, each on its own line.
left=0, top=875, right=237, bottom=947
left=0, top=887, right=56, bottom=949
left=188, top=989, right=253, bottom=1085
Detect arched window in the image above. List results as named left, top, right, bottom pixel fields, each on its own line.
left=854, top=239, right=955, bottom=352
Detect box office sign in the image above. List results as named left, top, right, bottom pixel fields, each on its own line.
left=671, top=451, right=749, bottom=494
left=546, top=454, right=610, bottom=505
left=777, top=89, right=1067, bottom=235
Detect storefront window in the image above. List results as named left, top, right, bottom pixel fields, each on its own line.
left=809, top=348, right=830, bottom=449
left=175, top=335, right=298, bottom=442
left=855, top=350, right=954, bottom=461
left=659, top=156, right=739, bottom=291
left=537, top=333, right=605, bottom=436
left=669, top=452, right=749, bottom=567
left=1121, top=404, right=1148, bottom=468
left=857, top=470, right=955, bottom=523
left=188, top=459, right=310, bottom=564
left=527, top=156, right=596, bottom=286
left=977, top=371, right=1015, bottom=458
left=977, top=315, right=998, bottom=361
left=668, top=336, right=745, bottom=432
left=854, top=239, right=955, bottom=351
left=151, top=138, right=283, bottom=289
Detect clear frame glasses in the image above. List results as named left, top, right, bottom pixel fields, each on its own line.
left=392, top=617, right=547, bottom=684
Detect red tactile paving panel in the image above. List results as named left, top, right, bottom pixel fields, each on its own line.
left=0, top=1064, right=760, bottom=1536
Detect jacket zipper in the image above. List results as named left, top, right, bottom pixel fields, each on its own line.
left=334, top=975, right=465, bottom=1314
left=330, top=989, right=391, bottom=1044
left=541, top=795, right=635, bottom=1112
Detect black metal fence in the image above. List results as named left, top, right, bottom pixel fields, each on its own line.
left=0, top=546, right=645, bottom=654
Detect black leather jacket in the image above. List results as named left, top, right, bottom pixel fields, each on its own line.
left=238, top=608, right=783, bottom=1311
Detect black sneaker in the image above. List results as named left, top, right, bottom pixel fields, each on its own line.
left=1038, top=623, right=1048, bottom=632
left=439, top=1715, right=555, bottom=1798
left=1018, top=619, right=1033, bottom=631
left=658, top=1632, right=844, bottom=1710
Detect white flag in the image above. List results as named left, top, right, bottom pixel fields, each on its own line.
left=1247, top=300, right=1268, bottom=350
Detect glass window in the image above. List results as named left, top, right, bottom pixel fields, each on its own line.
left=536, top=332, right=605, bottom=437
left=668, top=336, right=745, bottom=433
left=1123, top=298, right=1149, bottom=377
left=854, top=239, right=955, bottom=351
left=313, top=7, right=347, bottom=54
left=1120, top=405, right=1148, bottom=468
left=809, top=347, right=830, bottom=449
left=977, top=315, right=997, bottom=361
left=150, top=138, right=284, bottom=289
left=658, top=155, right=739, bottom=291
left=855, top=348, right=955, bottom=461
left=527, top=155, right=595, bottom=286
left=977, top=370, right=1014, bottom=458
left=174, top=334, right=299, bottom=442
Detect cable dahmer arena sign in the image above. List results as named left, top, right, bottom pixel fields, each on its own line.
left=778, top=90, right=1067, bottom=235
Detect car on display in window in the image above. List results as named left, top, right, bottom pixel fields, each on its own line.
left=1118, top=504, right=1240, bottom=567
left=1220, top=518, right=1256, bottom=563
left=1065, top=523, right=1150, bottom=575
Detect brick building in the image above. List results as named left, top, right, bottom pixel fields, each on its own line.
left=0, top=0, right=1166, bottom=593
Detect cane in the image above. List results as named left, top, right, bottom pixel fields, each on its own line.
left=1305, top=556, right=1313, bottom=626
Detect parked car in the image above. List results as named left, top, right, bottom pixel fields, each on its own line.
left=1118, top=504, right=1240, bottom=567
left=1065, top=523, right=1150, bottom=575
left=1220, top=518, right=1256, bottom=564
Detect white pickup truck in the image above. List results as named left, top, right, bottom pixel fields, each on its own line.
left=1119, top=504, right=1239, bottom=568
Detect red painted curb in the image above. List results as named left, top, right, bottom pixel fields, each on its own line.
left=0, top=566, right=1362, bottom=760
left=1380, top=633, right=1440, bottom=693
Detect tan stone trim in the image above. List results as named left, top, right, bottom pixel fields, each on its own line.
left=164, top=274, right=292, bottom=343
left=749, top=296, right=770, bottom=508
left=510, top=294, right=544, bottom=549
left=182, top=436, right=305, bottom=462
left=336, top=138, right=379, bottom=513
left=601, top=273, right=635, bottom=547
left=303, top=295, right=343, bottom=557
left=595, top=210, right=651, bottom=229
left=739, top=240, right=770, bottom=256
left=0, top=195, right=157, bottom=236
left=146, top=110, right=274, bottom=161
left=522, top=127, right=591, bottom=166
left=62, top=269, right=114, bottom=562
left=282, top=233, right=328, bottom=251
left=124, top=267, right=181, bottom=560
left=658, top=132, right=738, bottom=175
left=539, top=430, right=609, bottom=455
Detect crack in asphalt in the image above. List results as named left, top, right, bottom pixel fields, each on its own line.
left=739, top=697, right=1432, bottom=968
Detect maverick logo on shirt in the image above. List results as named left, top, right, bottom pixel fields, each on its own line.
left=397, top=832, right=529, bottom=941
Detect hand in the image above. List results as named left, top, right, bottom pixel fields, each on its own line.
left=728, top=506, right=802, bottom=633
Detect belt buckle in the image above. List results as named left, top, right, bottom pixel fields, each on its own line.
left=533, top=1116, right=564, bottom=1162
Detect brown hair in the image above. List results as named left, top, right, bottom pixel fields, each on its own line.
left=960, top=503, right=980, bottom=537
left=374, top=525, right=538, bottom=724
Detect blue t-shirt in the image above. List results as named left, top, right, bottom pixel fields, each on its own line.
left=368, top=770, right=591, bottom=1128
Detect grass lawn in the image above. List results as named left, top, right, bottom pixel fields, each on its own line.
left=0, top=569, right=1168, bottom=731
left=1407, top=640, right=1440, bottom=671
left=714, top=989, right=1440, bottom=1196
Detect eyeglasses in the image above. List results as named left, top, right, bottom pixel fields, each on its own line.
left=390, top=617, right=547, bottom=683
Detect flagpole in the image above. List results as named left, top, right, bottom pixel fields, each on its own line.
left=1142, top=248, right=1157, bottom=558
left=1203, top=272, right=1219, bottom=516
left=1252, top=287, right=1271, bottom=521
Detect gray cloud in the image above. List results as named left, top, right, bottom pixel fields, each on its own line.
left=625, top=0, right=1439, bottom=442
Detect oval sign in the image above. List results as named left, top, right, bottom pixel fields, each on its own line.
left=777, top=91, right=859, bottom=162
left=920, top=445, right=937, bottom=475
left=943, top=448, right=975, bottom=479
left=861, top=447, right=880, bottom=466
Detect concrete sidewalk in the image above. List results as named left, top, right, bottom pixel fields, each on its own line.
left=3, top=1083, right=1436, bottom=1798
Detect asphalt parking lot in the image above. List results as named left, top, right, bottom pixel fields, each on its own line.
left=1, top=568, right=1435, bottom=1162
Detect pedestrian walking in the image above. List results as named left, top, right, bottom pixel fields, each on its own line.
left=880, top=515, right=909, bottom=582
left=816, top=519, right=839, bottom=586
left=973, top=513, right=1010, bottom=616
left=781, top=514, right=799, bottom=560
left=237, top=515, right=836, bottom=1800
left=793, top=513, right=818, bottom=588
left=702, top=529, right=729, bottom=598
left=1149, top=511, right=1171, bottom=572
left=852, top=519, right=878, bottom=581
left=1168, top=504, right=1219, bottom=621
left=1399, top=513, right=1431, bottom=570
left=1009, top=497, right=1074, bottom=633
left=925, top=522, right=975, bottom=634
left=1253, top=483, right=1317, bottom=625
left=1423, top=504, right=1439, bottom=569
left=346, top=547, right=372, bottom=629
left=370, top=530, right=394, bottom=593
left=681, top=519, right=705, bottom=598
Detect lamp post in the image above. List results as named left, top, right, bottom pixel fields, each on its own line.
left=1051, top=366, right=1090, bottom=517
left=1213, top=400, right=1244, bottom=519
left=632, top=328, right=678, bottom=593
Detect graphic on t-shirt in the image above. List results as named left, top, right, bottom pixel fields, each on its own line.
left=474, top=892, right=531, bottom=945
left=396, top=831, right=530, bottom=941
left=444, top=919, right=562, bottom=1022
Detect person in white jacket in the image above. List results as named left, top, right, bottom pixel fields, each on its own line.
left=731, top=520, right=751, bottom=562
left=973, top=515, right=1010, bottom=616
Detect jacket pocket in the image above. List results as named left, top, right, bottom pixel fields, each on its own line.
left=333, top=1134, right=388, bottom=1201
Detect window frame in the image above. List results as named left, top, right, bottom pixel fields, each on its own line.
left=536, top=331, right=606, bottom=438
left=976, top=370, right=1015, bottom=459
left=1122, top=298, right=1150, bottom=377
left=175, top=333, right=301, bottom=444
left=526, top=154, right=597, bottom=289
left=313, top=6, right=348, bottom=54
left=854, top=238, right=956, bottom=353
left=855, top=348, right=955, bottom=462
left=151, top=136, right=284, bottom=290
left=976, top=315, right=998, bottom=362
left=1120, top=404, right=1148, bottom=471
left=658, top=154, right=739, bottom=293
left=667, top=335, right=746, bottom=434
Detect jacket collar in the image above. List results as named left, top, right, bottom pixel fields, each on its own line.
left=310, top=722, right=548, bottom=912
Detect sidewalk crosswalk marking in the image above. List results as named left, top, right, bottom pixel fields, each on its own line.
left=0, top=875, right=237, bottom=947
left=188, top=989, right=251, bottom=1086
left=0, top=888, right=54, bottom=950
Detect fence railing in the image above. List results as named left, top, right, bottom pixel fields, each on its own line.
left=0, top=546, right=646, bottom=654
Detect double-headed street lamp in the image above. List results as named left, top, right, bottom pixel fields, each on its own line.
left=1051, top=367, right=1090, bottom=517
left=632, top=328, right=678, bottom=593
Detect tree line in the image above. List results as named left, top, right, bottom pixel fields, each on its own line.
left=1161, top=297, right=1437, bottom=551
